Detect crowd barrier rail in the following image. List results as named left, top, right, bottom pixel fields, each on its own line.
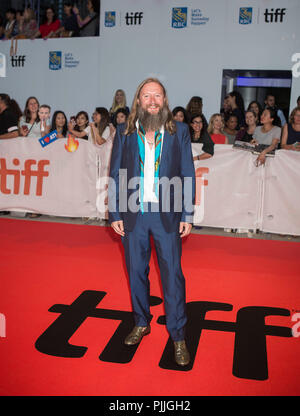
left=0, top=138, right=299, bottom=236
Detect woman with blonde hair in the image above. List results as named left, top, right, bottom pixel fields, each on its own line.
left=17, top=8, right=37, bottom=39
left=207, top=113, right=228, bottom=144
left=280, top=106, right=300, bottom=151
left=109, top=89, right=130, bottom=122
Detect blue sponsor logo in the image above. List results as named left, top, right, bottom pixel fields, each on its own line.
left=105, top=11, right=116, bottom=27
left=49, top=51, right=62, bottom=70
left=239, top=7, right=252, bottom=24
left=172, top=7, right=187, bottom=28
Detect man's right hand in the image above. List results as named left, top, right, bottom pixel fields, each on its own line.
left=111, top=220, right=125, bottom=236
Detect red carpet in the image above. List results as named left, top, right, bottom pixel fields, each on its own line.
left=0, top=218, right=299, bottom=396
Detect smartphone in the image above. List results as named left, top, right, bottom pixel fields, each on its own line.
left=21, top=125, right=28, bottom=135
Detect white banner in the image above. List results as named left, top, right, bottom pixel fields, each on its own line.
left=261, top=150, right=300, bottom=235
left=192, top=144, right=300, bottom=235
left=95, top=136, right=114, bottom=220
left=0, top=137, right=98, bottom=217
left=1, top=139, right=299, bottom=235
left=192, top=144, right=263, bottom=229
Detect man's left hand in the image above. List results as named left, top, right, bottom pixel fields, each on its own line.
left=179, top=222, right=192, bottom=238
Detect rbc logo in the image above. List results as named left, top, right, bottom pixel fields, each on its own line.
left=172, top=7, right=187, bottom=29
left=105, top=11, right=116, bottom=27
left=239, top=7, right=252, bottom=24
left=49, top=51, right=62, bottom=70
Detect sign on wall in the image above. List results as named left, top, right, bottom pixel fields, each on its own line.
left=1, top=1, right=299, bottom=122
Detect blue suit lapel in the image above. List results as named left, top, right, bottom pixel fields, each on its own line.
left=128, top=131, right=140, bottom=177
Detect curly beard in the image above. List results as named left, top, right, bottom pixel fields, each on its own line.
left=137, top=103, right=169, bottom=132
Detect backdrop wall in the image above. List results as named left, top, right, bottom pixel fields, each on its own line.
left=0, top=0, right=299, bottom=120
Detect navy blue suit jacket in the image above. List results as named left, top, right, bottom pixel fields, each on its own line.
left=108, top=121, right=195, bottom=233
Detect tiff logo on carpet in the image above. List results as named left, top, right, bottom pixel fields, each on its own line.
left=292, top=312, right=300, bottom=337
left=0, top=313, right=6, bottom=338
left=0, top=158, right=50, bottom=196
left=35, top=290, right=295, bottom=380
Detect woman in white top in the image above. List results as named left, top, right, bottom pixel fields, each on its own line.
left=19, top=96, right=41, bottom=137
left=91, top=108, right=116, bottom=214
left=90, top=107, right=115, bottom=145
left=252, top=107, right=281, bottom=165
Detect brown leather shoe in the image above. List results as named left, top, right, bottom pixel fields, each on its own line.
left=124, top=326, right=151, bottom=345
left=174, top=340, right=190, bottom=366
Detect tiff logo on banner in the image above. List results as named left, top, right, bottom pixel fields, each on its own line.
left=11, top=55, right=26, bottom=67
left=264, top=8, right=286, bottom=23
left=194, top=167, right=209, bottom=223
left=0, top=158, right=50, bottom=196
left=125, top=12, right=143, bottom=25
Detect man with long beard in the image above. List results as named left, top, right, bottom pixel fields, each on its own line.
left=108, top=78, right=195, bottom=366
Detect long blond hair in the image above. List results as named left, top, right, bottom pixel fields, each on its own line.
left=289, top=106, right=300, bottom=124
left=110, top=89, right=127, bottom=113
left=124, top=78, right=176, bottom=136
left=207, top=113, right=224, bottom=134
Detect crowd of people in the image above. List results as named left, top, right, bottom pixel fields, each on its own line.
left=175, top=92, right=300, bottom=162
left=1, top=89, right=300, bottom=157
left=0, top=88, right=300, bottom=225
left=0, top=1, right=99, bottom=40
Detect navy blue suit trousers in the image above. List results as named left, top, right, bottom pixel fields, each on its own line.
left=122, top=204, right=187, bottom=341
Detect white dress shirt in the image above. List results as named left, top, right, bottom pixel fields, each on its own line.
left=137, top=121, right=164, bottom=203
